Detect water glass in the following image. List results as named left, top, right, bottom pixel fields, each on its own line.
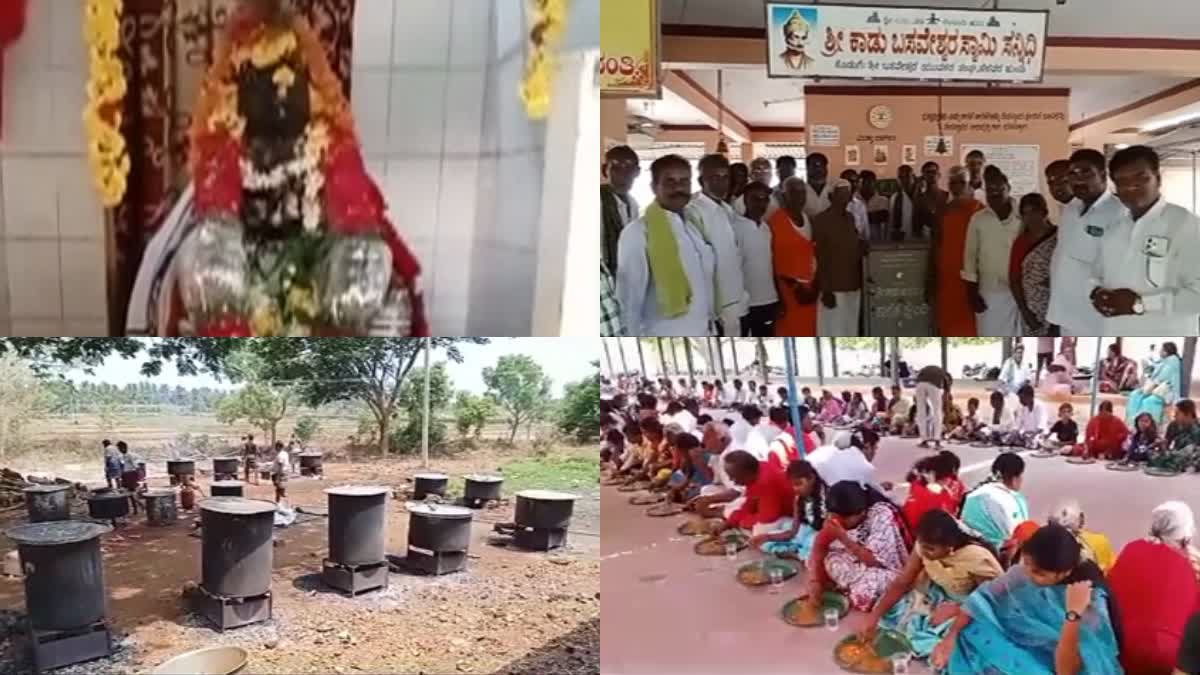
left=724, top=542, right=738, bottom=561
left=767, top=568, right=784, bottom=593
left=824, top=607, right=840, bottom=631
left=891, top=652, right=912, bottom=674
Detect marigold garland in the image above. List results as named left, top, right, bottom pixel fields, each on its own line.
left=520, top=0, right=570, bottom=120
left=82, top=0, right=129, bottom=207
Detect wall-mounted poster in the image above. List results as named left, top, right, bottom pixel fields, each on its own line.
left=764, top=3, right=1049, bottom=83
left=925, top=136, right=954, bottom=157
left=810, top=124, right=841, bottom=147
left=902, top=145, right=917, bottom=165
left=961, top=143, right=1041, bottom=198
left=845, top=145, right=861, bottom=166
left=600, top=0, right=661, bottom=98
left=873, top=145, right=889, bottom=165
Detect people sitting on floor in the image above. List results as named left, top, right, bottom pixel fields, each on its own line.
left=752, top=459, right=827, bottom=560
left=817, top=390, right=846, bottom=425
left=731, top=404, right=762, bottom=448
left=947, top=398, right=982, bottom=442
left=846, top=391, right=870, bottom=426
left=689, top=422, right=744, bottom=519
left=887, top=385, right=911, bottom=432
left=902, top=451, right=964, bottom=531
left=1129, top=341, right=1183, bottom=428
left=942, top=391, right=964, bottom=440
left=976, top=391, right=1016, bottom=445
left=1099, top=343, right=1139, bottom=394
left=805, top=480, right=911, bottom=613
left=756, top=384, right=771, bottom=408
left=837, top=391, right=854, bottom=423
left=701, top=381, right=715, bottom=407
left=806, top=428, right=892, bottom=496
left=896, top=403, right=920, bottom=437
left=800, top=386, right=818, bottom=411
left=1044, top=403, right=1080, bottom=453
left=932, top=523, right=1123, bottom=674
left=1010, top=384, right=1049, bottom=449
left=731, top=379, right=746, bottom=406
left=1151, top=399, right=1200, bottom=473
left=667, top=432, right=709, bottom=503
left=861, top=509, right=1003, bottom=659
left=648, top=423, right=685, bottom=487
left=961, top=452, right=1029, bottom=555
left=601, top=429, right=625, bottom=472
left=765, top=406, right=801, bottom=471
left=718, top=450, right=796, bottom=538
left=1070, top=400, right=1130, bottom=461
left=620, top=417, right=662, bottom=478
left=714, top=380, right=729, bottom=408
left=1048, top=500, right=1116, bottom=573
left=1123, top=412, right=1159, bottom=464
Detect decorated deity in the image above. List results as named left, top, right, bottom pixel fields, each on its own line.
left=128, top=0, right=426, bottom=336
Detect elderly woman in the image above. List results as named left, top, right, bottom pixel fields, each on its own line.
left=931, top=165, right=984, bottom=336
left=1108, top=501, right=1200, bottom=675
left=1128, top=341, right=1183, bottom=427
left=933, top=524, right=1123, bottom=674
left=1048, top=500, right=1117, bottom=573
left=1099, top=343, right=1139, bottom=393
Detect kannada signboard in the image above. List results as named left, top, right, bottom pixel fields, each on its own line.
left=764, top=3, right=1048, bottom=83
left=600, top=0, right=661, bottom=98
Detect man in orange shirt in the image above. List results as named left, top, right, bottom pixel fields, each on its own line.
left=769, top=177, right=819, bottom=335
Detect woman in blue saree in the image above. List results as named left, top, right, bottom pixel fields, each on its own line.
left=932, top=523, right=1123, bottom=675
left=1127, top=342, right=1182, bottom=427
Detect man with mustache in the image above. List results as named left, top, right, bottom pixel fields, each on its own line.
left=1046, top=149, right=1123, bottom=336
left=616, top=154, right=717, bottom=335
left=689, top=153, right=747, bottom=336
left=961, top=165, right=1022, bottom=335
left=1089, top=145, right=1200, bottom=335
left=734, top=157, right=780, bottom=218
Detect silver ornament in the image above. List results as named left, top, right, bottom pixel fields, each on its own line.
left=320, top=235, right=393, bottom=328
left=177, top=218, right=249, bottom=320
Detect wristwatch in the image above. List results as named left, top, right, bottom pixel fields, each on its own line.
left=1065, top=610, right=1082, bottom=623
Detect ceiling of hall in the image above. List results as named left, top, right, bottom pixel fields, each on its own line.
left=659, top=0, right=1200, bottom=38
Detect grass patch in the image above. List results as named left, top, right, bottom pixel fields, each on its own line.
left=441, top=445, right=598, bottom=499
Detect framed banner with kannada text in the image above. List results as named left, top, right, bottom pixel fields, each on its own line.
left=601, top=0, right=662, bottom=98
left=764, top=3, right=1048, bottom=83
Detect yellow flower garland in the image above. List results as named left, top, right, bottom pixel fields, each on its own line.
left=520, top=0, right=570, bottom=120
left=83, top=0, right=129, bottom=207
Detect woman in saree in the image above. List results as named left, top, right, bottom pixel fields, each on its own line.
left=931, top=165, right=983, bottom=336
left=1108, top=501, right=1200, bottom=675
left=816, top=390, right=846, bottom=425
left=803, top=480, right=911, bottom=613
left=859, top=510, right=1003, bottom=658
left=753, top=459, right=826, bottom=559
left=1009, top=193, right=1057, bottom=336
left=961, top=452, right=1029, bottom=554
left=933, top=523, right=1124, bottom=675
left=1128, top=341, right=1183, bottom=427
left=1100, top=343, right=1139, bottom=394
left=1041, top=342, right=1083, bottom=398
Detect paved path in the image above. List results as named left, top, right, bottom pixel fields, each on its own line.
left=600, top=434, right=1200, bottom=675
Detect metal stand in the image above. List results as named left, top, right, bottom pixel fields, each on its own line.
left=320, top=559, right=389, bottom=595
left=29, top=621, right=111, bottom=673
left=168, top=474, right=194, bottom=487
left=494, top=523, right=568, bottom=551
left=193, top=586, right=272, bottom=632
left=404, top=547, right=467, bottom=575
left=300, top=467, right=324, bottom=477
left=213, top=473, right=237, bottom=482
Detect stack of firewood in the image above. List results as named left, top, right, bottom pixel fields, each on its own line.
left=0, top=469, right=31, bottom=507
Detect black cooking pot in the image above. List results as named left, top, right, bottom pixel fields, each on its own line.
left=514, top=490, right=576, bottom=530
left=87, top=492, right=130, bottom=521
left=412, top=473, right=448, bottom=500
left=408, top=503, right=472, bottom=552
left=167, top=460, right=195, bottom=477
left=463, top=475, right=504, bottom=506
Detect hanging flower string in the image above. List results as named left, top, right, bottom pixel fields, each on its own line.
left=82, top=0, right=129, bottom=207
left=520, top=0, right=570, bottom=120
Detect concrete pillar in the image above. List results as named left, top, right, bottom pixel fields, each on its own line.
left=740, top=142, right=755, bottom=162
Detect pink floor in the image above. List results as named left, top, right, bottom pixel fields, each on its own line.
left=600, top=435, right=1200, bottom=675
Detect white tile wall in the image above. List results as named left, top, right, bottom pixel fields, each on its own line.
left=6, top=241, right=62, bottom=319
left=390, top=0, right=452, bottom=68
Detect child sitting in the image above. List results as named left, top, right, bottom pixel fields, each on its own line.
left=668, top=432, right=709, bottom=503
left=947, top=397, right=982, bottom=441
left=752, top=459, right=827, bottom=560
left=1074, top=400, right=1130, bottom=461
left=1122, top=412, right=1159, bottom=464
left=942, top=392, right=964, bottom=438
left=1045, top=403, right=1079, bottom=453
left=846, top=392, right=870, bottom=425
left=902, top=451, right=964, bottom=531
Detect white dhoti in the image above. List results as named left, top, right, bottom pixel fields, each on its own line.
left=978, top=290, right=1020, bottom=336
left=751, top=516, right=794, bottom=538
left=914, top=381, right=944, bottom=442
left=818, top=291, right=861, bottom=336
left=720, top=306, right=747, bottom=338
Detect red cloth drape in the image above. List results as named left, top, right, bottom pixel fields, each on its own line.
left=0, top=0, right=28, bottom=138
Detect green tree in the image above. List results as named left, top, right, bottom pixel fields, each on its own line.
left=390, top=362, right=453, bottom=454
left=293, top=415, right=320, bottom=444
left=213, top=349, right=293, bottom=445
left=0, top=354, right=47, bottom=458
left=558, top=368, right=600, bottom=443
left=482, top=355, right=552, bottom=443
left=248, top=338, right=487, bottom=457
left=453, top=391, right=494, bottom=439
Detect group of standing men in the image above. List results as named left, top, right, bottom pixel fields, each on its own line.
left=600, top=141, right=1200, bottom=338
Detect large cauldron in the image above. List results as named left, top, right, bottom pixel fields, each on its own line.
left=23, top=484, right=71, bottom=523
left=199, top=498, right=275, bottom=598
left=87, top=491, right=130, bottom=521
left=144, top=489, right=178, bottom=526
left=514, top=490, right=577, bottom=530
left=167, top=460, right=195, bottom=480
left=299, top=453, right=323, bottom=476
left=407, top=503, right=472, bottom=552
left=463, top=475, right=504, bottom=507
left=212, top=457, right=239, bottom=476
left=325, top=486, right=389, bottom=566
left=412, top=472, right=448, bottom=501
left=6, top=521, right=112, bottom=631
left=210, top=481, right=244, bottom=498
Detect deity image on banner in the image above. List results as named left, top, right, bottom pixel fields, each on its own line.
left=775, top=7, right=816, bottom=71
left=128, top=0, right=426, bottom=337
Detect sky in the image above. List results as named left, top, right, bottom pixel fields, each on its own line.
left=67, top=338, right=600, bottom=396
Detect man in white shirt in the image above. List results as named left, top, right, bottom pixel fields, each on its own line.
left=803, top=153, right=833, bottom=218
left=840, top=169, right=869, bottom=237
left=965, top=149, right=986, bottom=202
left=889, top=164, right=918, bottom=237
left=732, top=181, right=780, bottom=337
left=731, top=404, right=763, bottom=448
left=997, top=343, right=1029, bottom=395
left=806, top=430, right=891, bottom=496
left=733, top=158, right=780, bottom=218
left=731, top=379, right=748, bottom=406
left=1089, top=145, right=1200, bottom=335
left=602, top=145, right=641, bottom=273
left=1012, top=384, right=1048, bottom=447
left=689, top=154, right=747, bottom=337
left=616, top=154, right=716, bottom=335
left=1046, top=149, right=1121, bottom=336
left=962, top=165, right=1022, bottom=335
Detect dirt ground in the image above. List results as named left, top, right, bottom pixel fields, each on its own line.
left=0, top=448, right=599, bottom=675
